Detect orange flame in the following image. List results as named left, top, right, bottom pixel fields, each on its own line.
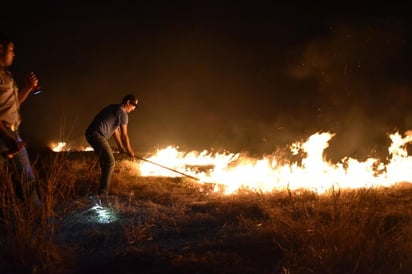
left=49, top=132, right=412, bottom=195
left=51, top=141, right=67, bottom=152
left=138, top=132, right=412, bottom=194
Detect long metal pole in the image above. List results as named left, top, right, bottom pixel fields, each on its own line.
left=134, top=156, right=200, bottom=181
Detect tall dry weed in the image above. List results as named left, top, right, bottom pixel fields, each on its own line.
left=0, top=153, right=68, bottom=273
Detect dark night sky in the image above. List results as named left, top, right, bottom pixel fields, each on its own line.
left=2, top=1, right=412, bottom=160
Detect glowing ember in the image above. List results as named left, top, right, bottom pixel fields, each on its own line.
left=84, top=146, right=94, bottom=151
left=50, top=132, right=412, bottom=195
left=51, top=141, right=67, bottom=152
left=49, top=142, right=94, bottom=152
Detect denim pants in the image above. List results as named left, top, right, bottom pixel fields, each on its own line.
left=0, top=130, right=37, bottom=199
left=86, top=133, right=115, bottom=194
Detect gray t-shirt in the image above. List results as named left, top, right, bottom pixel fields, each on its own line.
left=0, top=69, right=21, bottom=128
left=86, top=104, right=128, bottom=139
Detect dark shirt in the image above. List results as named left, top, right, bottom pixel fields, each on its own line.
left=86, top=104, right=128, bottom=139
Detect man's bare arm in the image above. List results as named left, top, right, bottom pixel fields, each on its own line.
left=113, top=128, right=125, bottom=153
left=119, top=124, right=135, bottom=157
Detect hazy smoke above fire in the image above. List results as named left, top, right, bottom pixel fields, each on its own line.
left=6, top=3, right=410, bottom=161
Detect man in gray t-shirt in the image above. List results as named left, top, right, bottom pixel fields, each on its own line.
left=85, top=94, right=138, bottom=195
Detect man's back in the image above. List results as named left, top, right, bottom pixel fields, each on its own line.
left=86, top=104, right=128, bottom=139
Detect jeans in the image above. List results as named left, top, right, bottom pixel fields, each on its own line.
left=0, top=130, right=37, bottom=200
left=85, top=133, right=115, bottom=194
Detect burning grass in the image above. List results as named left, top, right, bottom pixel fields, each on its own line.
left=1, top=150, right=412, bottom=273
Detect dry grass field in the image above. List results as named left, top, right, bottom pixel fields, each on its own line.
left=1, top=150, right=412, bottom=273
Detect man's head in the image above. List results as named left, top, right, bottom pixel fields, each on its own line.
left=0, top=33, right=15, bottom=68
left=122, top=94, right=139, bottom=113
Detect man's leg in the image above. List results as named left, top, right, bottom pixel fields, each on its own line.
left=87, top=135, right=115, bottom=194
left=11, top=133, right=41, bottom=207
left=98, top=138, right=115, bottom=194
